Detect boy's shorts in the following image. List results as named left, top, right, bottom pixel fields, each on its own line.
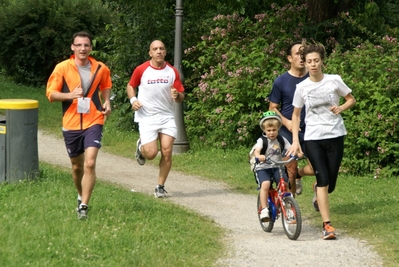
left=138, top=116, right=177, bottom=145
left=255, top=167, right=288, bottom=187
left=63, top=124, right=103, bottom=158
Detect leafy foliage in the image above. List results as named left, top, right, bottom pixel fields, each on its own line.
left=97, top=0, right=288, bottom=131
left=182, top=2, right=399, bottom=175
left=0, top=0, right=113, bottom=86
left=92, top=0, right=177, bottom=130
left=1, top=0, right=398, bottom=176
left=183, top=4, right=308, bottom=149
left=326, top=39, right=399, bottom=176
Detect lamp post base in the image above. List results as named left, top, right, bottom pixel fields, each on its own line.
left=173, top=141, right=190, bottom=154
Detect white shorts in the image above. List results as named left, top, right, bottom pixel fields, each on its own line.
left=138, top=116, right=177, bottom=145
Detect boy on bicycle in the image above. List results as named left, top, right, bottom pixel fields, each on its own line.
left=253, top=111, right=291, bottom=222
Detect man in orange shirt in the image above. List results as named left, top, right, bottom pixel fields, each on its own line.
left=46, top=31, right=112, bottom=220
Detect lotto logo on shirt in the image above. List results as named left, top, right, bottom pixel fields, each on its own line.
left=147, top=78, right=169, bottom=84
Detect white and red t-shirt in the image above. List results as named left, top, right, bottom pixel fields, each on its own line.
left=129, top=61, right=184, bottom=123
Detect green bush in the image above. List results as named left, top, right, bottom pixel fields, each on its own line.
left=91, top=1, right=177, bottom=131
left=183, top=4, right=308, bottom=149
left=0, top=0, right=113, bottom=86
left=182, top=3, right=399, bottom=175
left=325, top=39, right=399, bottom=176
left=96, top=0, right=277, bottom=131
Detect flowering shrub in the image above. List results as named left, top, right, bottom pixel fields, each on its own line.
left=325, top=39, right=399, bottom=176
left=183, top=4, right=307, bottom=149
left=184, top=4, right=399, bottom=176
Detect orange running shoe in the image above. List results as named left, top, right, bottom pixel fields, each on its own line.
left=322, top=223, right=336, bottom=240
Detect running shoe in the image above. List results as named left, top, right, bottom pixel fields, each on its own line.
left=322, top=223, right=336, bottom=240
left=76, top=199, right=82, bottom=212
left=77, top=204, right=89, bottom=220
left=135, top=138, right=146, bottom=166
left=260, top=207, right=270, bottom=222
left=312, top=181, right=319, bottom=212
left=154, top=185, right=168, bottom=198
left=295, top=178, right=303, bottom=195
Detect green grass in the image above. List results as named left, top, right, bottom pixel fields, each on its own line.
left=0, top=163, right=223, bottom=267
left=1, top=75, right=399, bottom=266
left=295, top=175, right=399, bottom=266
left=0, top=76, right=225, bottom=266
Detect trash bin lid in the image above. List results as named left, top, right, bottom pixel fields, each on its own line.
left=0, top=99, right=39, bottom=109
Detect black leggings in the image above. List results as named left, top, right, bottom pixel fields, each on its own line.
left=304, top=136, right=344, bottom=193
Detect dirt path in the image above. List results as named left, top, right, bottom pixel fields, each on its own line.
left=37, top=130, right=383, bottom=267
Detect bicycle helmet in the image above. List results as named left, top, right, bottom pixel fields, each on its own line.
left=259, top=111, right=282, bottom=129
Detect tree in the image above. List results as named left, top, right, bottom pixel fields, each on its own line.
left=0, top=0, right=113, bottom=86
left=297, top=0, right=355, bottom=22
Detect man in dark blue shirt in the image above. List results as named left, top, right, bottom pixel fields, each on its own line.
left=269, top=41, right=314, bottom=196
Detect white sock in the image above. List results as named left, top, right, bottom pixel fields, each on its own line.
left=78, top=195, right=82, bottom=201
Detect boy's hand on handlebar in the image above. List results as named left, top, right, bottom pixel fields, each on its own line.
left=255, top=155, right=267, bottom=163
left=260, top=155, right=266, bottom=162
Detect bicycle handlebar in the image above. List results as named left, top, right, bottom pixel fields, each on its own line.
left=264, top=156, right=298, bottom=166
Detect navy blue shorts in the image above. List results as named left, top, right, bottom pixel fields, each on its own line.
left=63, top=124, right=103, bottom=158
left=255, top=168, right=288, bottom=187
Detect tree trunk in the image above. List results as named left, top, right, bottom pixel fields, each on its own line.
left=298, top=0, right=355, bottom=23
left=305, top=0, right=335, bottom=22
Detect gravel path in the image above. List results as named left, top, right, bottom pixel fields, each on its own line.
left=37, top=130, right=383, bottom=267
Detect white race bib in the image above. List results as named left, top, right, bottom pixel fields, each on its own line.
left=77, top=97, right=91, bottom=114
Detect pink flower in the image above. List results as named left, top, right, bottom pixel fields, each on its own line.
left=225, top=93, right=233, bottom=103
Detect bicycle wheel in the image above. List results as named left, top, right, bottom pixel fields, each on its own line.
left=281, top=195, right=302, bottom=240
left=257, top=193, right=274, bottom=232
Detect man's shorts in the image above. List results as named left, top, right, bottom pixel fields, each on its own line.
left=63, top=124, right=103, bottom=158
left=255, top=167, right=288, bottom=187
left=138, top=116, right=177, bottom=145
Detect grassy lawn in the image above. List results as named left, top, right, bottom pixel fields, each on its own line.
left=0, top=163, right=223, bottom=267
left=0, top=77, right=225, bottom=266
left=0, top=75, right=398, bottom=266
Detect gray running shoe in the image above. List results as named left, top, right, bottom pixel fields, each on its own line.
left=76, top=199, right=82, bottom=212
left=154, top=185, right=168, bottom=198
left=77, top=204, right=88, bottom=220
left=295, top=178, right=303, bottom=195
left=135, top=139, right=146, bottom=165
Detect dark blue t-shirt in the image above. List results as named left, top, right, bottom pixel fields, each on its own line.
left=269, top=71, right=309, bottom=132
